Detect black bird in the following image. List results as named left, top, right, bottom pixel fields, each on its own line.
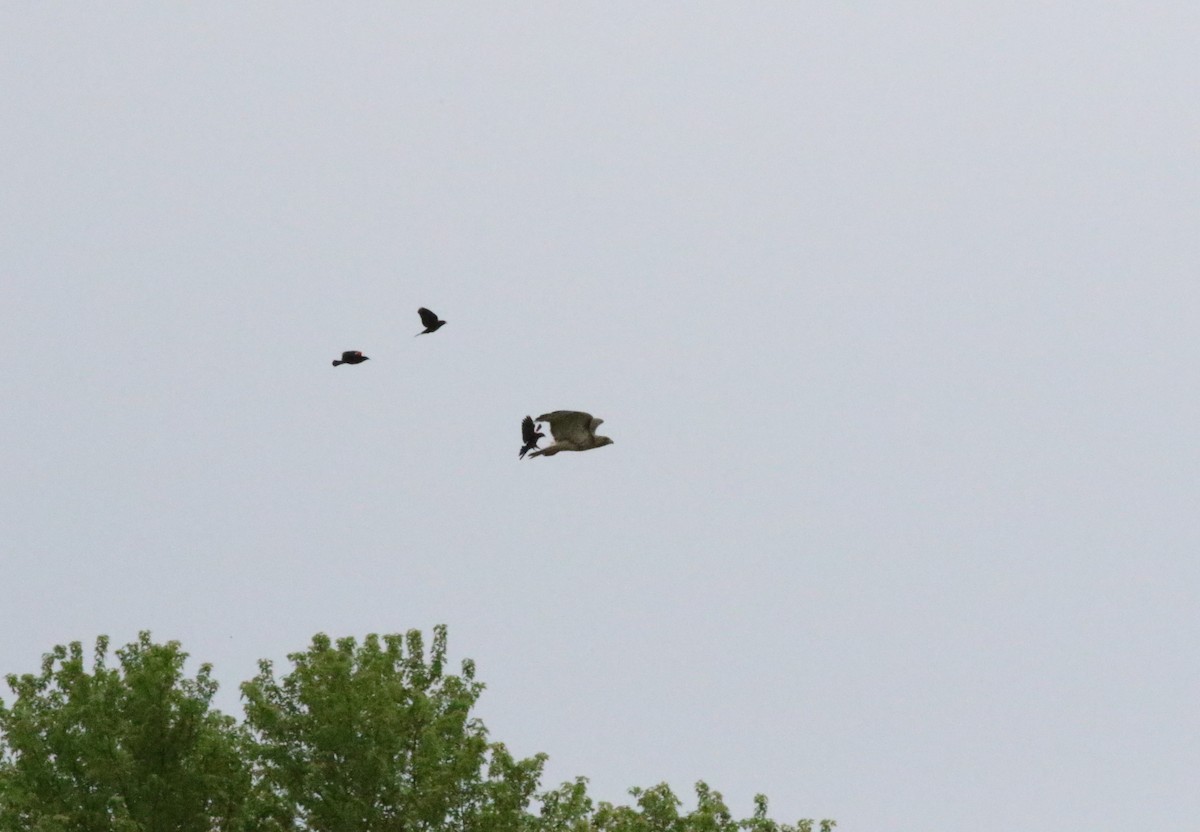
left=416, top=307, right=447, bottom=336
left=519, top=415, right=545, bottom=459
left=332, top=350, right=370, bottom=367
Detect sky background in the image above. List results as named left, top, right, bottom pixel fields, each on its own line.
left=2, top=4, right=1198, bottom=830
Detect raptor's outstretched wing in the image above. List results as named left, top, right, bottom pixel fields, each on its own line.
left=536, top=411, right=594, bottom=445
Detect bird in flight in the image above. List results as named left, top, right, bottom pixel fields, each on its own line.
left=526, top=411, right=613, bottom=458
left=332, top=350, right=370, bottom=367
left=415, top=307, right=447, bottom=336
left=519, top=416, right=545, bottom=459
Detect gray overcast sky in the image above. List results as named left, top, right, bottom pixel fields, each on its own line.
left=2, top=4, right=1198, bottom=829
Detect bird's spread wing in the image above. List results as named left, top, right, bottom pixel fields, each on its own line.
left=536, top=411, right=593, bottom=444
left=521, top=416, right=539, bottom=444
left=342, top=351, right=362, bottom=361
left=418, top=307, right=439, bottom=328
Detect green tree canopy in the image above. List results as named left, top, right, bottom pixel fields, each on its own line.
left=0, top=629, right=833, bottom=832
left=240, top=626, right=545, bottom=831
left=0, top=633, right=248, bottom=832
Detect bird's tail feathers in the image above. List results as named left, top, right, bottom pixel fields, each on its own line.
left=332, top=360, right=343, bottom=366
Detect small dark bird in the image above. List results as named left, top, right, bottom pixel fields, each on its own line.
left=519, top=415, right=545, bottom=459
left=415, top=307, right=447, bottom=336
left=332, top=351, right=369, bottom=367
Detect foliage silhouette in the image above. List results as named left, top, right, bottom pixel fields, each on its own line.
left=0, top=629, right=834, bottom=832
